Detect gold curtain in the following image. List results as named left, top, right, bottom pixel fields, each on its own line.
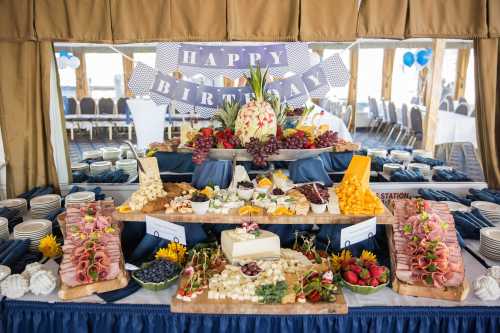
left=489, top=0, right=500, bottom=38
left=0, top=0, right=35, bottom=41
left=300, top=0, right=357, bottom=41
left=407, top=0, right=488, bottom=38
left=454, top=48, right=470, bottom=100
left=347, top=47, right=359, bottom=132
left=0, top=42, right=59, bottom=197
left=228, top=0, right=299, bottom=41
left=381, top=49, right=396, bottom=101
left=123, top=52, right=134, bottom=97
left=357, top=0, right=408, bottom=39
left=35, top=0, right=113, bottom=42
left=474, top=39, right=500, bottom=188
left=74, top=50, right=89, bottom=99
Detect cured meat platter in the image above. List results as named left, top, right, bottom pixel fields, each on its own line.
left=58, top=201, right=129, bottom=300
left=388, top=199, right=470, bottom=301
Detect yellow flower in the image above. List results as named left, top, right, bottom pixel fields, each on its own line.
left=38, top=234, right=62, bottom=258
left=360, top=250, right=378, bottom=265
left=331, top=249, right=352, bottom=273
left=155, top=242, right=187, bottom=264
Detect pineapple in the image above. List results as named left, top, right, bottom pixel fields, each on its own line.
left=234, top=64, right=277, bottom=145
left=269, top=95, right=287, bottom=129
left=213, top=98, right=240, bottom=131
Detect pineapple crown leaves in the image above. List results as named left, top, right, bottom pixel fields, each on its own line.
left=269, top=94, right=287, bottom=127
left=245, top=62, right=269, bottom=102
left=213, top=98, right=240, bottom=130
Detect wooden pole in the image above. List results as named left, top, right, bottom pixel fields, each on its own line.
left=122, top=52, right=134, bottom=97
left=74, top=51, right=89, bottom=99
left=381, top=49, right=396, bottom=101
left=423, top=39, right=446, bottom=152
left=454, top=48, right=470, bottom=100
left=347, top=47, right=359, bottom=132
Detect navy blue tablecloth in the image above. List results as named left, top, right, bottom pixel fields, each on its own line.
left=2, top=300, right=499, bottom=333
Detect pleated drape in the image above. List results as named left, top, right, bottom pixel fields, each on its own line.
left=357, top=0, right=408, bottom=39
left=0, top=42, right=59, bottom=197
left=474, top=39, right=500, bottom=188
left=489, top=0, right=500, bottom=38
left=0, top=0, right=36, bottom=42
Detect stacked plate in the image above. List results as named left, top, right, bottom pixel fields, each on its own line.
left=0, top=198, right=28, bottom=219
left=0, top=217, right=8, bottom=240
left=13, top=219, right=52, bottom=252
left=432, top=165, right=453, bottom=176
left=471, top=201, right=500, bottom=224
left=120, top=144, right=132, bottom=158
left=412, top=149, right=433, bottom=159
left=390, top=150, right=412, bottom=164
left=444, top=201, right=470, bottom=212
left=479, top=227, right=500, bottom=261
left=71, top=162, right=89, bottom=174
left=30, top=194, right=61, bottom=219
left=408, top=163, right=432, bottom=180
left=82, top=150, right=102, bottom=160
left=90, top=161, right=112, bottom=176
left=65, top=191, right=95, bottom=207
left=367, top=148, right=387, bottom=159
left=101, top=147, right=122, bottom=161
left=116, top=159, right=138, bottom=181
left=382, top=163, right=404, bottom=179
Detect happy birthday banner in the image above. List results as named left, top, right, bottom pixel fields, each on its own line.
left=128, top=44, right=350, bottom=118
left=155, top=42, right=311, bottom=80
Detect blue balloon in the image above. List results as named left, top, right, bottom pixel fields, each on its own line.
left=416, top=49, right=431, bottom=66
left=59, top=50, right=70, bottom=58
left=403, top=52, right=415, bottom=67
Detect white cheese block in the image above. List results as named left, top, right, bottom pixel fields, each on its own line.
left=221, top=229, right=281, bottom=264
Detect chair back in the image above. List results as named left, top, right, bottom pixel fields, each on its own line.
left=117, top=97, right=129, bottom=115
left=401, top=103, right=409, bottom=127
left=446, top=95, right=454, bottom=112
left=98, top=98, right=114, bottom=115
left=410, top=106, right=423, bottom=137
left=410, top=96, right=420, bottom=105
left=64, top=97, right=77, bottom=115
left=469, top=108, right=476, bottom=117
left=80, top=97, right=96, bottom=115
left=454, top=103, right=469, bottom=116
left=434, top=142, right=484, bottom=181
left=342, top=106, right=352, bottom=128
left=369, top=97, right=379, bottom=118
left=381, top=101, right=389, bottom=121
left=439, top=100, right=448, bottom=111
left=458, top=97, right=467, bottom=104
left=388, top=102, right=397, bottom=123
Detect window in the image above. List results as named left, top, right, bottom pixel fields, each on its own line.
left=357, top=48, right=383, bottom=103
left=133, top=52, right=156, bottom=68
left=391, top=49, right=420, bottom=104
left=56, top=53, right=77, bottom=98
left=441, top=49, right=458, bottom=99
left=85, top=53, right=124, bottom=99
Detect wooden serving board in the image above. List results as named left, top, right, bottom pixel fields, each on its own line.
left=113, top=204, right=395, bottom=224
left=58, top=270, right=129, bottom=300
left=170, top=275, right=348, bottom=315
left=332, top=142, right=360, bottom=152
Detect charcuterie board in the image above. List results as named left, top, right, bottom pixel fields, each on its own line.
left=58, top=269, right=129, bottom=300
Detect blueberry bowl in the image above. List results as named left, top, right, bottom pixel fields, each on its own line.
left=132, top=260, right=182, bottom=291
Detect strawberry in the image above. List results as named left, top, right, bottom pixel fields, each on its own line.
left=177, top=289, right=185, bottom=296
left=369, top=265, right=384, bottom=279
left=357, top=279, right=366, bottom=286
left=341, top=262, right=351, bottom=271
left=223, top=141, right=234, bottom=149
left=215, top=131, right=225, bottom=140
left=350, top=264, right=362, bottom=274
left=359, top=268, right=371, bottom=280
left=379, top=268, right=389, bottom=283
left=307, top=290, right=321, bottom=303
left=224, top=128, right=233, bottom=136
left=295, top=130, right=305, bottom=138
left=305, top=251, right=316, bottom=260
left=369, top=278, right=379, bottom=287
left=201, top=128, right=213, bottom=137
left=343, top=271, right=358, bottom=285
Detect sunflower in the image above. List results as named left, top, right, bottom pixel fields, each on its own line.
left=360, top=250, right=378, bottom=265
left=38, top=234, right=62, bottom=258
left=331, top=249, right=352, bottom=273
left=155, top=242, right=187, bottom=264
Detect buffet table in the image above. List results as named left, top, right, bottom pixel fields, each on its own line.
left=2, top=250, right=499, bottom=333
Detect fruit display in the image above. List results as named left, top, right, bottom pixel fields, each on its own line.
left=234, top=64, right=277, bottom=145
left=335, top=156, right=385, bottom=216
left=132, top=260, right=181, bottom=291
left=332, top=250, right=389, bottom=294
left=393, top=199, right=464, bottom=288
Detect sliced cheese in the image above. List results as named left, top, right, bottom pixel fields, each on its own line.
left=343, top=155, right=371, bottom=187
left=221, top=229, right=281, bottom=264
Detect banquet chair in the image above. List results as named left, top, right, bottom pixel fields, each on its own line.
left=79, top=97, right=97, bottom=140
left=97, top=98, right=115, bottom=140
left=367, top=97, right=382, bottom=134
left=454, top=103, right=469, bottom=116
left=116, top=97, right=133, bottom=140
left=408, top=106, right=423, bottom=147
left=64, top=97, right=78, bottom=140
left=394, top=103, right=410, bottom=144
left=342, top=105, right=352, bottom=128
left=374, top=100, right=389, bottom=136
left=383, top=102, right=401, bottom=144
left=458, top=97, right=468, bottom=104
left=439, top=100, right=448, bottom=111
left=446, top=95, right=455, bottom=112
left=470, top=108, right=476, bottom=117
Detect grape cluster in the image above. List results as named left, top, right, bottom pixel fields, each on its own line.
left=245, top=135, right=279, bottom=167
left=227, top=135, right=242, bottom=148
left=133, top=260, right=180, bottom=284
left=297, top=183, right=330, bottom=204
left=192, top=135, right=215, bottom=164
left=314, top=130, right=339, bottom=148
left=279, top=135, right=308, bottom=149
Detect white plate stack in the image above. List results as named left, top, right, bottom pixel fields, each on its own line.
left=115, top=159, right=138, bottom=181
left=0, top=198, right=28, bottom=219
left=90, top=161, right=112, bottom=176
left=120, top=144, right=132, bottom=158
left=0, top=217, right=8, bottom=240
left=101, top=147, right=122, bottom=161
left=71, top=162, right=89, bottom=174
left=479, top=227, right=500, bottom=261
left=13, top=219, right=52, bottom=252
left=471, top=201, right=500, bottom=224
left=408, top=163, right=432, bottom=180
left=65, top=191, right=96, bottom=207
left=412, top=149, right=433, bottom=159
left=82, top=150, right=102, bottom=160
left=390, top=150, right=412, bottom=164
left=382, top=163, right=404, bottom=179
left=30, top=194, right=61, bottom=219
left=367, top=148, right=387, bottom=159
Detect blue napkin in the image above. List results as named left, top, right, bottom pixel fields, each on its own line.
left=467, top=188, right=500, bottom=205
left=97, top=279, right=142, bottom=303
left=72, top=171, right=88, bottom=183
left=289, top=157, right=333, bottom=186
left=390, top=169, right=427, bottom=182
left=11, top=252, right=42, bottom=274
left=413, top=155, right=444, bottom=167
left=433, top=169, right=471, bottom=182
left=17, top=186, right=54, bottom=202
left=0, top=239, right=30, bottom=268
left=192, top=159, right=233, bottom=189
left=371, top=156, right=402, bottom=172
left=87, top=169, right=129, bottom=183
left=128, top=234, right=169, bottom=266
left=319, top=152, right=353, bottom=172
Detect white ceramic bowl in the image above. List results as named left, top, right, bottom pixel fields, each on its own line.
left=191, top=200, right=210, bottom=215
left=237, top=187, right=254, bottom=201
left=310, top=203, right=327, bottom=214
